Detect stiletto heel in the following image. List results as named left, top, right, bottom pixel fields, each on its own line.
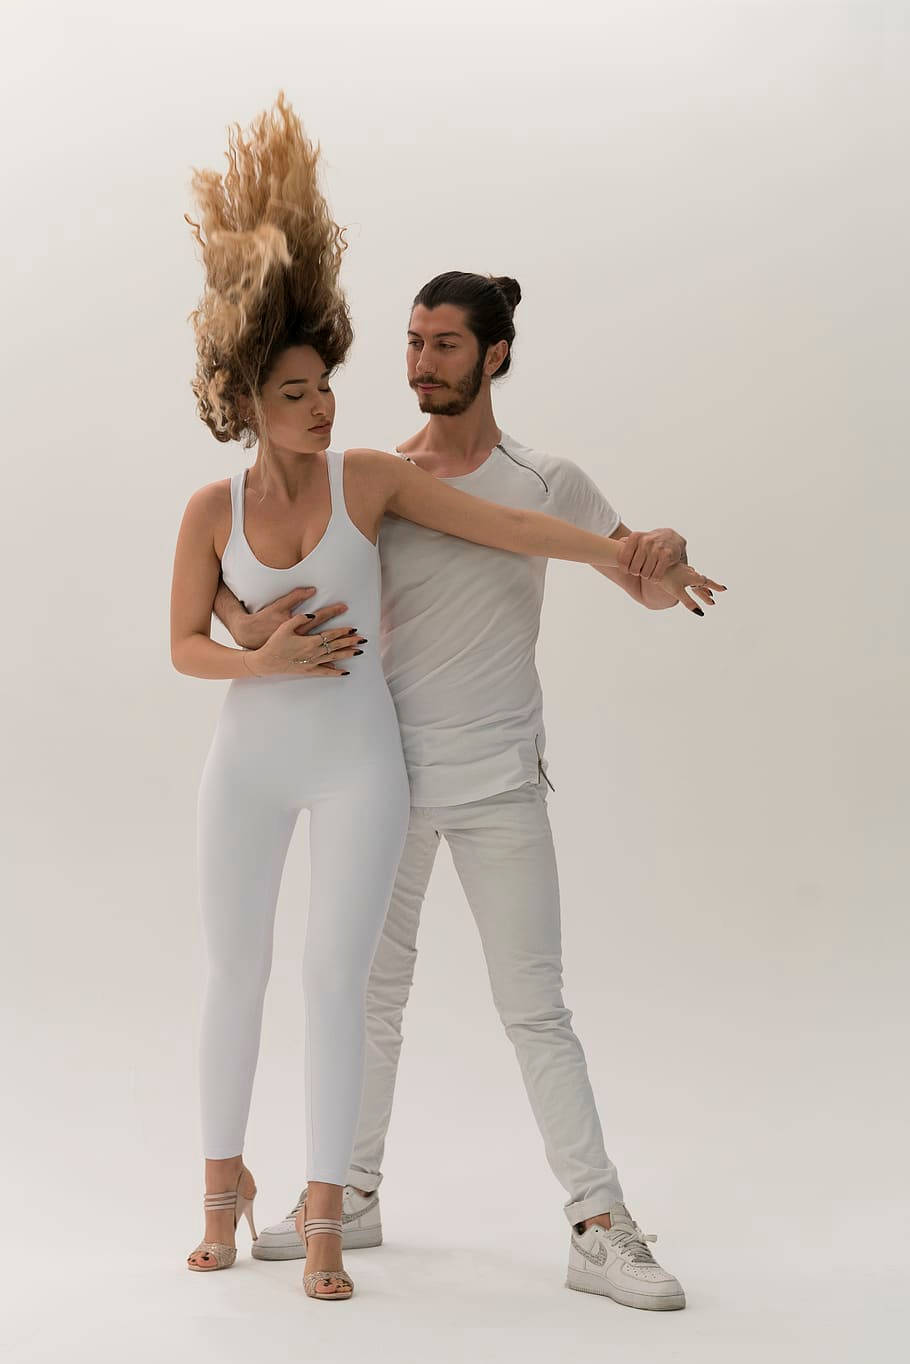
left=240, top=1195, right=258, bottom=1242
left=299, top=1201, right=354, bottom=1300
left=187, top=1167, right=258, bottom=1271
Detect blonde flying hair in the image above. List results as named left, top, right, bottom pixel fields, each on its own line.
left=185, top=92, right=352, bottom=479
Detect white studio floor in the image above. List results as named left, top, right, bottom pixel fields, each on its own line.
left=2, top=1204, right=900, bottom=1364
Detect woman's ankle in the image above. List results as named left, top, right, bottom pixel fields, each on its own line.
left=203, top=1154, right=244, bottom=1190
left=301, top=1179, right=343, bottom=1221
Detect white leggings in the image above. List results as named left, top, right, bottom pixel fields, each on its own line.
left=196, top=673, right=410, bottom=1182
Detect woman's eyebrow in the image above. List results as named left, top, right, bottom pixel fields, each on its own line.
left=279, top=374, right=330, bottom=387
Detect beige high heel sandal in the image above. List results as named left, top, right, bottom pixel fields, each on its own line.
left=299, top=1206, right=355, bottom=1300
left=187, top=1168, right=258, bottom=1271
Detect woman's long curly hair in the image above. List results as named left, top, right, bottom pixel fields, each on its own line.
left=185, top=92, right=352, bottom=467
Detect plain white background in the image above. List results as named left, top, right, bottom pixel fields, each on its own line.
left=2, top=2, right=907, bottom=1361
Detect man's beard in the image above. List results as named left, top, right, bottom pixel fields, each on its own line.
left=413, top=353, right=485, bottom=416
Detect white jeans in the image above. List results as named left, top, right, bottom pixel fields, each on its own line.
left=346, top=780, right=624, bottom=1225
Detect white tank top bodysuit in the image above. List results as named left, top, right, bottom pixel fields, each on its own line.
left=212, top=447, right=408, bottom=799
left=196, top=448, right=411, bottom=1177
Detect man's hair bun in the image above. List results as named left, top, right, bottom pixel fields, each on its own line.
left=490, top=276, right=522, bottom=312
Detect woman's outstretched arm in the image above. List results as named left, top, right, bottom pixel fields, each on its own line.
left=348, top=449, right=724, bottom=615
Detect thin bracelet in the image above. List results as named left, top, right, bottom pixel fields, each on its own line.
left=240, top=651, right=258, bottom=677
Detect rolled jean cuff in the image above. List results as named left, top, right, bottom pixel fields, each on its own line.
left=345, top=1164, right=383, bottom=1193
left=308, top=1166, right=358, bottom=1188
left=564, top=1184, right=625, bottom=1228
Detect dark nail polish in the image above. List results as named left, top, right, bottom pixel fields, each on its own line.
left=342, top=671, right=350, bottom=676
left=354, top=649, right=363, bottom=655
left=304, top=613, right=315, bottom=619
left=694, top=607, right=704, bottom=616
left=359, top=637, right=368, bottom=643
left=347, top=628, right=357, bottom=635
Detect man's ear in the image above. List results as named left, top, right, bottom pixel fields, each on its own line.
left=486, top=340, right=509, bottom=376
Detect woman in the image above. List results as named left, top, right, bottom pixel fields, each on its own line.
left=171, top=93, right=722, bottom=1301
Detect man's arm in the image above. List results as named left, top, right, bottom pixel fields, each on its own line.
left=213, top=576, right=250, bottom=639
left=541, top=456, right=690, bottom=611
left=212, top=576, right=334, bottom=649
left=593, top=522, right=688, bottom=610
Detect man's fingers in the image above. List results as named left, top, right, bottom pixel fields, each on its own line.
left=278, top=586, right=316, bottom=606
left=615, top=533, right=639, bottom=572
left=627, top=539, right=652, bottom=575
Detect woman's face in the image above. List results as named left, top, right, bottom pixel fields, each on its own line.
left=258, top=345, right=336, bottom=452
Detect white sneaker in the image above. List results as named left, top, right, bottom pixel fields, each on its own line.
left=566, top=1202, right=686, bottom=1310
left=251, top=1185, right=382, bottom=1260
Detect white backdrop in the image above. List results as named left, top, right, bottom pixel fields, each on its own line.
left=2, top=3, right=907, bottom=1361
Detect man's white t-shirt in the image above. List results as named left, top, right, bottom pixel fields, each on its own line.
left=377, top=431, right=621, bottom=807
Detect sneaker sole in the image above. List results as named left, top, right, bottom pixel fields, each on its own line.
left=565, top=1266, right=685, bottom=1310
left=252, top=1227, right=382, bottom=1259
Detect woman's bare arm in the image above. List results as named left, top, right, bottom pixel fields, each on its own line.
left=349, top=448, right=628, bottom=570
left=170, top=486, right=364, bottom=679
left=346, top=449, right=722, bottom=615
left=170, top=484, right=257, bottom=678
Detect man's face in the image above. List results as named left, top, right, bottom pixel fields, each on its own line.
left=406, top=304, right=486, bottom=415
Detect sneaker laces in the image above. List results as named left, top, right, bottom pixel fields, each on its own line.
left=605, top=1222, right=659, bottom=1264
left=288, top=1186, right=357, bottom=1218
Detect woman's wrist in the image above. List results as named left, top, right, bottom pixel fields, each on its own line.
left=240, top=649, right=262, bottom=677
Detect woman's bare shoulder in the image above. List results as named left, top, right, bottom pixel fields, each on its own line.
left=180, top=477, right=232, bottom=539
left=343, top=446, right=399, bottom=462
left=185, top=476, right=230, bottom=509
left=343, top=447, right=405, bottom=484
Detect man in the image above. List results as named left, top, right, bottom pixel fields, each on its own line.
left=214, top=271, right=721, bottom=1309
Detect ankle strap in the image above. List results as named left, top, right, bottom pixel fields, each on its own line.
left=204, top=1191, right=238, bottom=1210
left=304, top=1218, right=343, bottom=1237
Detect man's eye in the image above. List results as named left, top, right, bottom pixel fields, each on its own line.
left=407, top=340, right=421, bottom=348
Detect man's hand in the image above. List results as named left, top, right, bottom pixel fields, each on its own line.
left=614, top=528, right=687, bottom=579
left=222, top=586, right=311, bottom=649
